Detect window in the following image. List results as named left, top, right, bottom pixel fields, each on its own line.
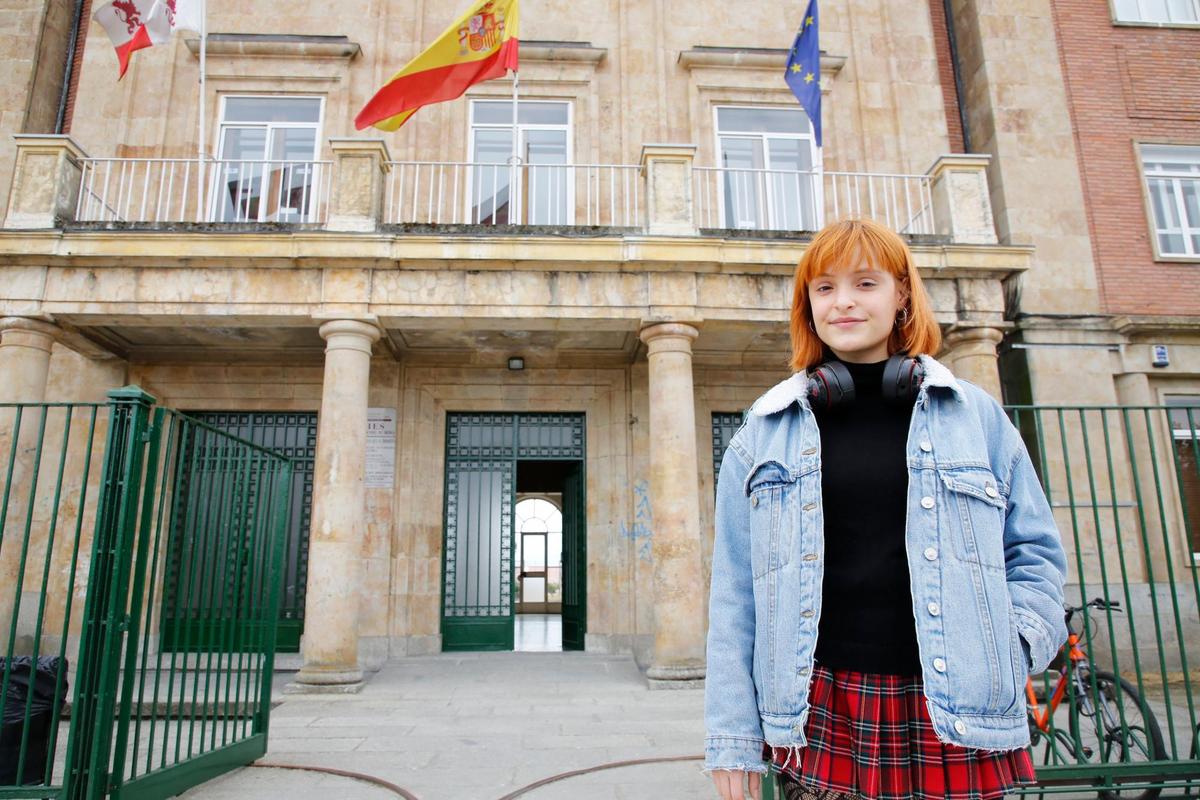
left=715, top=106, right=819, bottom=231
left=215, top=96, right=324, bottom=223
left=1113, top=0, right=1199, bottom=23
left=1166, top=395, right=1200, bottom=561
left=469, top=100, right=571, bottom=225
left=1141, top=145, right=1200, bottom=258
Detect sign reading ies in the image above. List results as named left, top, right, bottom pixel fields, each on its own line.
left=366, top=408, right=397, bottom=488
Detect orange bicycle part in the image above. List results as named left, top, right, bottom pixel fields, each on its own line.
left=1026, top=631, right=1086, bottom=733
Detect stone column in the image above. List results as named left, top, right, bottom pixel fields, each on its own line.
left=943, top=326, right=1004, bottom=400
left=640, top=144, right=698, bottom=236
left=0, top=318, right=60, bottom=402
left=292, top=319, right=381, bottom=692
left=639, top=322, right=706, bottom=686
left=0, top=318, right=60, bottom=653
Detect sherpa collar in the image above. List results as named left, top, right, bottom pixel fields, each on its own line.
left=749, top=354, right=965, bottom=416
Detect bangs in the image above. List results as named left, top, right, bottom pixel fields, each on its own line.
left=795, top=219, right=911, bottom=287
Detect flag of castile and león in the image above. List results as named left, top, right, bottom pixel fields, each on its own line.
left=356, top=0, right=519, bottom=132
left=93, top=0, right=202, bottom=79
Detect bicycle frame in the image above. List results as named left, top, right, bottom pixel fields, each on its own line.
left=1026, top=630, right=1089, bottom=734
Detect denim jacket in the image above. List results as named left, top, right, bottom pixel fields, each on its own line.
left=704, top=355, right=1068, bottom=773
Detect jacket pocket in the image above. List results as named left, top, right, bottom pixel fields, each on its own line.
left=745, top=460, right=794, bottom=579
left=939, top=467, right=1007, bottom=570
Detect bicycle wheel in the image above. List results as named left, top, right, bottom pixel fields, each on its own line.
left=1068, top=669, right=1168, bottom=800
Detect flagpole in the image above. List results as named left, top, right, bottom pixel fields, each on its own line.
left=196, top=0, right=207, bottom=221
left=510, top=67, right=519, bottom=223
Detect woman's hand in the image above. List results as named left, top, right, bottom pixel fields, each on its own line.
left=711, top=769, right=762, bottom=800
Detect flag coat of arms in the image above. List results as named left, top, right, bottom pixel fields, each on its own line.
left=93, top=0, right=202, bottom=79
left=356, top=0, right=519, bottom=132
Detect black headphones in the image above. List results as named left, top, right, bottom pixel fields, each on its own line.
left=806, top=353, right=925, bottom=411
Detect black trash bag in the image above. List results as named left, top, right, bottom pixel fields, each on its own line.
left=0, top=656, right=69, bottom=786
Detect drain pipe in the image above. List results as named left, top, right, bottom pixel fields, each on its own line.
left=942, top=0, right=971, bottom=153
left=56, top=0, right=88, bottom=133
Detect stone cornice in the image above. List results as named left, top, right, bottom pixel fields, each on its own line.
left=678, top=46, right=846, bottom=77
left=0, top=230, right=1034, bottom=278
left=184, top=33, right=361, bottom=60
left=521, top=40, right=607, bottom=64
left=1112, top=315, right=1200, bottom=336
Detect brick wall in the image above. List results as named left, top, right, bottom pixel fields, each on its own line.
left=1051, top=0, right=1200, bottom=315
left=928, top=0, right=966, bottom=153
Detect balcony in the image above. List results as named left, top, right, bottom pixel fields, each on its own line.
left=3, top=135, right=998, bottom=245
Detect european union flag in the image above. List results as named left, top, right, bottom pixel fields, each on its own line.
left=784, top=0, right=821, bottom=147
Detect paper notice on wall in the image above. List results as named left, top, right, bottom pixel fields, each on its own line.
left=366, top=408, right=396, bottom=488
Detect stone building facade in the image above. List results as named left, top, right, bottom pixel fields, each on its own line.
left=0, top=0, right=1195, bottom=690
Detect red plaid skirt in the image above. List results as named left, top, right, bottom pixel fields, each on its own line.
left=768, top=665, right=1035, bottom=800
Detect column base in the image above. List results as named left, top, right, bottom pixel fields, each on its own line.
left=286, top=666, right=365, bottom=694
left=646, top=662, right=706, bottom=690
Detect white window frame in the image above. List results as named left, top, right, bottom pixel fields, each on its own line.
left=1138, top=143, right=1200, bottom=261
left=712, top=104, right=822, bottom=231
left=212, top=94, right=325, bottom=223
left=467, top=99, right=574, bottom=225
left=1110, top=0, right=1200, bottom=26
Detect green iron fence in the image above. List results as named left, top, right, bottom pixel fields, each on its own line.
left=0, top=387, right=293, bottom=799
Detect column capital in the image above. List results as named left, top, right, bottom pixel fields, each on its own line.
left=639, top=321, right=699, bottom=352
left=318, top=319, right=383, bottom=353
left=0, top=317, right=61, bottom=351
left=942, top=324, right=1005, bottom=348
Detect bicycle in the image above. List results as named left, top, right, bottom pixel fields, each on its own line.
left=1025, top=598, right=1168, bottom=800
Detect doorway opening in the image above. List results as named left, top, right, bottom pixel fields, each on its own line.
left=440, top=413, right=586, bottom=652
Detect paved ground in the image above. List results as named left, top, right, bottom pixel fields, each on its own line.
left=180, top=652, right=711, bottom=800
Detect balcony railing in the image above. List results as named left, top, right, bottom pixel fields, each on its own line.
left=383, top=161, right=644, bottom=227
left=74, top=158, right=332, bottom=224
left=7, top=137, right=995, bottom=242
left=694, top=167, right=935, bottom=235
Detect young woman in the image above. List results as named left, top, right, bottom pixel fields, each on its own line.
left=705, top=219, right=1068, bottom=800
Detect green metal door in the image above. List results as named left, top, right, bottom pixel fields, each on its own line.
left=712, top=411, right=746, bottom=495
left=441, top=412, right=584, bottom=651
left=162, top=411, right=315, bottom=652
left=561, top=462, right=586, bottom=650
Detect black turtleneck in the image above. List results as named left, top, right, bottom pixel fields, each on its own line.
left=812, top=357, right=922, bottom=675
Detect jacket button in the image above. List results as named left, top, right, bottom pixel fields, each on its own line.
left=927, top=602, right=940, bottom=616
left=933, top=657, right=947, bottom=672
left=798, top=666, right=810, bottom=675
left=923, top=547, right=938, bottom=561
left=750, top=495, right=759, bottom=507
left=985, top=485, right=999, bottom=498
left=803, top=502, right=817, bottom=511
left=802, top=447, right=817, bottom=456
left=919, top=441, right=932, bottom=452
left=954, top=720, right=967, bottom=735
left=801, top=610, right=815, bottom=618
left=921, top=496, right=935, bottom=509
left=803, top=553, right=818, bottom=561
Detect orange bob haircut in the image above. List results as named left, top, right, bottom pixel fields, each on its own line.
left=789, top=218, right=941, bottom=372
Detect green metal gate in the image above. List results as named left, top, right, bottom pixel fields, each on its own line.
left=161, top=411, right=315, bottom=653
left=441, top=412, right=585, bottom=652
left=0, top=388, right=292, bottom=799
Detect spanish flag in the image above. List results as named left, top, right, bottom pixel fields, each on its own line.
left=355, top=0, right=519, bottom=132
